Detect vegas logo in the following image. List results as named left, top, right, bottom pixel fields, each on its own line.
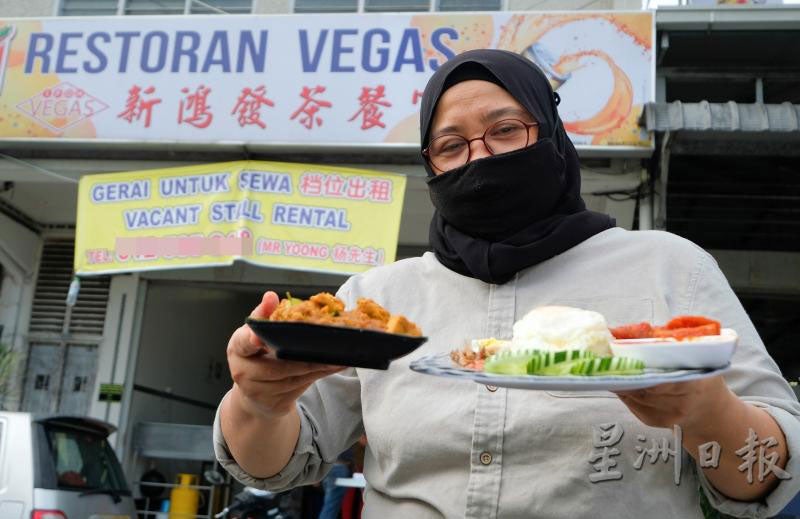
left=16, top=81, right=109, bottom=133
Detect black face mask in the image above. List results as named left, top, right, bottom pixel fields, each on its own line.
left=420, top=50, right=616, bottom=284
left=426, top=139, right=565, bottom=241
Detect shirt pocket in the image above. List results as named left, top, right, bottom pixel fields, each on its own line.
left=545, top=296, right=653, bottom=399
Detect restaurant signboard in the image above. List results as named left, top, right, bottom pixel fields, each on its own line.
left=0, top=12, right=654, bottom=149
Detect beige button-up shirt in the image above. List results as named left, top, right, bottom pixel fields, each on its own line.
left=214, top=228, right=800, bottom=518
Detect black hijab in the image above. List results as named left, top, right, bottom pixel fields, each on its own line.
left=421, top=49, right=616, bottom=284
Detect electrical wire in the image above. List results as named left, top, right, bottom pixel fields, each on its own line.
left=590, top=182, right=652, bottom=202
left=0, top=153, right=79, bottom=184
left=191, top=0, right=229, bottom=14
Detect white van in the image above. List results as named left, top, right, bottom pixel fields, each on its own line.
left=0, top=412, right=137, bottom=519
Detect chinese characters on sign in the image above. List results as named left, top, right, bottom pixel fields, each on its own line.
left=291, top=86, right=332, bottom=130
left=118, top=85, right=161, bottom=128
left=588, top=424, right=791, bottom=485
left=113, top=83, right=407, bottom=133
left=232, top=85, right=274, bottom=129
left=348, top=85, right=392, bottom=130
left=299, top=172, right=393, bottom=202
left=179, top=84, right=213, bottom=128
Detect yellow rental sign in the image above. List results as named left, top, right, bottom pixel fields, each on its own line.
left=75, top=160, right=407, bottom=276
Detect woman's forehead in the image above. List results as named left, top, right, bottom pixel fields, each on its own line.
left=436, top=80, right=519, bottom=112
left=430, top=80, right=532, bottom=133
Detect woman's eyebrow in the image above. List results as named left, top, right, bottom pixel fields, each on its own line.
left=430, top=124, right=461, bottom=140
left=430, top=107, right=534, bottom=140
left=483, top=107, right=533, bottom=121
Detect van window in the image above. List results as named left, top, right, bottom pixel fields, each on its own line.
left=42, top=426, right=129, bottom=493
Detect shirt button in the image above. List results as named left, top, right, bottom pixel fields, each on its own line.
left=479, top=452, right=493, bottom=465
left=486, top=385, right=498, bottom=392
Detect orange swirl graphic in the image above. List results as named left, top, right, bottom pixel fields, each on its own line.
left=498, top=13, right=651, bottom=53
left=555, top=50, right=633, bottom=136
left=497, top=13, right=650, bottom=145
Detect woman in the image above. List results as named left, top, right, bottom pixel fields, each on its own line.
left=215, top=50, right=800, bottom=518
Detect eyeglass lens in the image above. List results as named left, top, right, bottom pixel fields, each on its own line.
left=428, top=119, right=533, bottom=171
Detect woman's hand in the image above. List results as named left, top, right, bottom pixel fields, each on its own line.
left=227, top=291, right=344, bottom=421
left=615, top=377, right=789, bottom=502
left=614, top=375, right=733, bottom=432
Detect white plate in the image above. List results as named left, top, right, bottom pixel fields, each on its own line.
left=609, top=328, right=737, bottom=369
left=409, top=353, right=730, bottom=391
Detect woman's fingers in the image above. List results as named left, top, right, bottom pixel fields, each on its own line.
left=231, top=355, right=340, bottom=385
left=249, top=362, right=344, bottom=385
left=237, top=367, right=341, bottom=399
left=229, top=347, right=338, bottom=380
left=226, top=290, right=345, bottom=418
left=229, top=291, right=282, bottom=357
left=262, top=383, right=321, bottom=417
left=228, top=324, right=265, bottom=358
left=234, top=365, right=342, bottom=417
left=250, top=291, right=280, bottom=319
left=241, top=291, right=281, bottom=354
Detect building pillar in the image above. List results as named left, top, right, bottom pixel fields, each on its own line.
left=88, top=273, right=145, bottom=454
left=0, top=212, right=41, bottom=411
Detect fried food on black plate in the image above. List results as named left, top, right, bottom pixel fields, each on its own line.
left=268, top=292, right=422, bottom=337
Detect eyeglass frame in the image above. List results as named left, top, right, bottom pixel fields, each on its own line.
left=422, top=118, right=541, bottom=171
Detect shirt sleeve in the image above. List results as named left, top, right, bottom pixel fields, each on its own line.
left=688, top=250, right=800, bottom=518
left=213, top=282, right=364, bottom=492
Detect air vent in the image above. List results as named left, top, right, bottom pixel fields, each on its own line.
left=59, top=0, right=118, bottom=16
left=666, top=156, right=800, bottom=252
left=70, top=275, right=111, bottom=336
left=125, top=0, right=184, bottom=14
left=29, top=239, right=110, bottom=337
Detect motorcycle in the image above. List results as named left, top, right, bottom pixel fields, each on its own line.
left=215, top=487, right=288, bottom=519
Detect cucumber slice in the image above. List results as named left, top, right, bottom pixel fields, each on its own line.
left=568, top=357, right=645, bottom=376
left=527, top=350, right=596, bottom=375
left=484, top=350, right=643, bottom=377
left=484, top=350, right=541, bottom=375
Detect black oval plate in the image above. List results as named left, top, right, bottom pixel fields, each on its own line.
left=246, top=319, right=428, bottom=370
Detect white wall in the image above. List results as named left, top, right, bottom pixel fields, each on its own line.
left=0, top=0, right=55, bottom=17
left=253, top=0, right=292, bottom=13
left=88, top=274, right=142, bottom=447
left=0, top=213, right=41, bottom=411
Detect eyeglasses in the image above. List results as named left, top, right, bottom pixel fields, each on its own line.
left=423, top=118, right=540, bottom=172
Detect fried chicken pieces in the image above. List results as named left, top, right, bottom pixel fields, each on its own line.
left=269, top=292, right=422, bottom=337
left=450, top=338, right=508, bottom=370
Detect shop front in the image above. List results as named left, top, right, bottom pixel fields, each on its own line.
left=0, top=9, right=655, bottom=516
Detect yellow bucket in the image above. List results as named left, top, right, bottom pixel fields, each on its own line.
left=168, top=473, right=200, bottom=519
